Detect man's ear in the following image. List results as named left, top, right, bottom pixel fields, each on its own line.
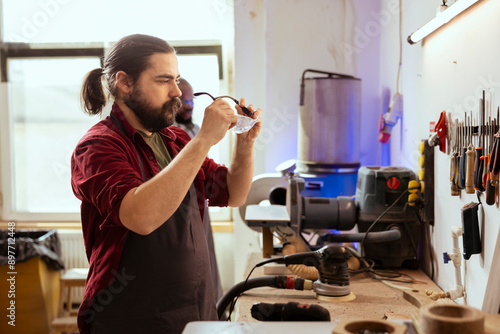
left=116, top=71, right=134, bottom=96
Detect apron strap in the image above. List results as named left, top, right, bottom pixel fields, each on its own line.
left=110, top=114, right=149, bottom=181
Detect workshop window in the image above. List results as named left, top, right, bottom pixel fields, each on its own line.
left=0, top=0, right=234, bottom=223
left=0, top=48, right=231, bottom=222
left=6, top=56, right=102, bottom=219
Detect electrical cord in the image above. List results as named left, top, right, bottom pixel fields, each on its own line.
left=396, top=0, right=403, bottom=95
left=348, top=247, right=416, bottom=284
left=360, top=184, right=422, bottom=254
left=402, top=202, right=418, bottom=256
left=414, top=208, right=435, bottom=281
left=305, top=230, right=320, bottom=245
left=359, top=187, right=413, bottom=255
left=222, top=259, right=314, bottom=321
left=351, top=184, right=423, bottom=284
left=220, top=275, right=274, bottom=320
left=225, top=258, right=277, bottom=321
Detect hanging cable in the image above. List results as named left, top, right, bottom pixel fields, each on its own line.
left=396, top=0, right=403, bottom=95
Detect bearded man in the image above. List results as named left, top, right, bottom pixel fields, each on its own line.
left=71, top=34, right=261, bottom=334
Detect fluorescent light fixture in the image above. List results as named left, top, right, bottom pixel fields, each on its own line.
left=408, top=0, right=480, bottom=44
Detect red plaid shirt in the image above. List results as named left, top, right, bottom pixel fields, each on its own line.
left=71, top=103, right=229, bottom=334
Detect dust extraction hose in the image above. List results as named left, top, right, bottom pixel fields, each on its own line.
left=318, top=228, right=401, bottom=244
left=216, top=275, right=311, bottom=320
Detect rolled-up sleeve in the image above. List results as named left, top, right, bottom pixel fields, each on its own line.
left=71, top=132, right=143, bottom=229
left=203, top=157, right=229, bottom=207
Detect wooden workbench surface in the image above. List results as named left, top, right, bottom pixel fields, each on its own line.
left=235, top=253, right=446, bottom=322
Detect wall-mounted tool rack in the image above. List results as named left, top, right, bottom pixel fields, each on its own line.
left=445, top=91, right=500, bottom=204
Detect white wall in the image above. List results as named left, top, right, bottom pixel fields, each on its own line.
left=233, top=0, right=382, bottom=285
left=380, top=0, right=500, bottom=312
left=232, top=0, right=500, bottom=313
left=235, top=0, right=382, bottom=175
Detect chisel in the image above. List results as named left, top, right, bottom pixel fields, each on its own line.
left=474, top=94, right=485, bottom=192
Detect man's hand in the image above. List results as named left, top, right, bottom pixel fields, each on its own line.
left=235, top=98, right=262, bottom=142
left=225, top=98, right=262, bottom=207
left=198, top=99, right=238, bottom=146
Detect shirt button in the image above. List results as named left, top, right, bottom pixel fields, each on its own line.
left=148, top=155, right=154, bottom=160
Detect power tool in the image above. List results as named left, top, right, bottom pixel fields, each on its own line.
left=244, top=166, right=419, bottom=268
left=216, top=244, right=353, bottom=320
left=251, top=302, right=330, bottom=321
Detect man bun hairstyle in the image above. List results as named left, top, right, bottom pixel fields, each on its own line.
left=80, top=34, right=175, bottom=115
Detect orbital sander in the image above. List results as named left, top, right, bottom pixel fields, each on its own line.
left=216, top=244, right=355, bottom=320
left=282, top=244, right=353, bottom=298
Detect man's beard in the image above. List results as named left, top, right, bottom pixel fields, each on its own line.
left=124, top=86, right=182, bottom=133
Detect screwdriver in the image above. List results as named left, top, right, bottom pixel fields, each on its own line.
left=466, top=113, right=476, bottom=194
left=454, top=122, right=460, bottom=188
left=474, top=94, right=485, bottom=192
left=481, top=95, right=488, bottom=191
left=482, top=115, right=490, bottom=189
left=458, top=119, right=467, bottom=189
left=493, top=109, right=500, bottom=183
left=485, top=117, right=495, bottom=205
left=481, top=96, right=489, bottom=189
left=459, top=121, right=465, bottom=189
left=490, top=118, right=500, bottom=190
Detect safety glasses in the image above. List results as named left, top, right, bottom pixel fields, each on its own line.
left=193, top=92, right=259, bottom=134
left=193, top=92, right=254, bottom=117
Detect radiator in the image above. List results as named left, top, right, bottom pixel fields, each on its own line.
left=58, top=229, right=88, bottom=304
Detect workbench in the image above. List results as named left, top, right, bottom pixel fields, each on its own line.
left=234, top=253, right=439, bottom=323
left=183, top=253, right=500, bottom=333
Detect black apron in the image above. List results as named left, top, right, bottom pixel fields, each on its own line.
left=90, top=183, right=217, bottom=334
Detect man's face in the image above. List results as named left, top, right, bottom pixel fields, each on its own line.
left=123, top=53, right=182, bottom=132
left=175, top=83, right=194, bottom=124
